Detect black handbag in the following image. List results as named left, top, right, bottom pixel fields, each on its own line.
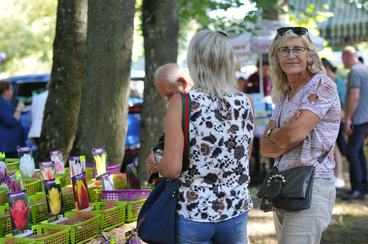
left=257, top=98, right=332, bottom=211
left=137, top=93, right=191, bottom=244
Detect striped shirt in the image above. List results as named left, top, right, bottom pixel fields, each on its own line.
left=271, top=73, right=341, bottom=178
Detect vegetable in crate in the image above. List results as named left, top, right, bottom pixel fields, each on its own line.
left=50, top=150, right=65, bottom=174
left=7, top=190, right=31, bottom=235
left=72, top=172, right=91, bottom=210
left=40, top=161, right=56, bottom=181
left=17, top=147, right=35, bottom=178
left=92, top=147, right=107, bottom=177
left=44, top=180, right=64, bottom=220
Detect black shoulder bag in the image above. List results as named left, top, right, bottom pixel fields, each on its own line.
left=257, top=100, right=332, bottom=212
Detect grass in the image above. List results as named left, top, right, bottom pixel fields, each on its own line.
left=248, top=186, right=368, bottom=244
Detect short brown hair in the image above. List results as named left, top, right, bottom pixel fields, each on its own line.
left=0, top=80, right=11, bottom=95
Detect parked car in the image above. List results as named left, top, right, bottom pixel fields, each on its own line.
left=6, top=74, right=143, bottom=155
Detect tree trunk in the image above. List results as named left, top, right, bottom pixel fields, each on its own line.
left=72, top=0, right=135, bottom=164
left=263, top=0, right=288, bottom=22
left=138, top=0, right=179, bottom=183
left=37, top=0, right=87, bottom=162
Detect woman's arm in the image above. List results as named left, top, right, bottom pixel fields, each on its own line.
left=158, top=94, right=184, bottom=180
left=267, top=109, right=320, bottom=149
left=260, top=120, right=290, bottom=158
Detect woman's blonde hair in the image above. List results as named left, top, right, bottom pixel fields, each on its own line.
left=187, top=30, right=237, bottom=97
left=268, top=30, right=326, bottom=104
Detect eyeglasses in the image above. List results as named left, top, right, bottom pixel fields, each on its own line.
left=277, top=47, right=308, bottom=57
left=277, top=27, right=308, bottom=36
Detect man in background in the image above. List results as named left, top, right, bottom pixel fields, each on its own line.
left=0, top=80, right=25, bottom=157
left=146, top=63, right=192, bottom=178
left=342, top=46, right=368, bottom=200
left=243, top=54, right=271, bottom=96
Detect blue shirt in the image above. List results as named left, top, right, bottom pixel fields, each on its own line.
left=347, top=63, right=368, bottom=125
left=0, top=97, right=25, bottom=152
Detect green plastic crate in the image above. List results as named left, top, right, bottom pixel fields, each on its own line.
left=5, top=158, right=19, bottom=175
left=28, top=194, right=48, bottom=224
left=61, top=187, right=75, bottom=211
left=55, top=174, right=66, bottom=187
left=88, top=186, right=102, bottom=203
left=64, top=167, right=94, bottom=185
left=0, top=204, right=11, bottom=237
left=92, top=201, right=125, bottom=231
left=23, top=179, right=42, bottom=196
left=0, top=187, right=8, bottom=206
left=2, top=224, right=69, bottom=244
left=57, top=211, right=100, bottom=244
left=118, top=199, right=145, bottom=223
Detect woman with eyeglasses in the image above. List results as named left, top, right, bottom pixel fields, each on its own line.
left=260, top=27, right=340, bottom=244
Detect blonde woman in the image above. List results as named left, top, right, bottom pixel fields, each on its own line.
left=260, top=27, right=340, bottom=244
left=149, top=30, right=255, bottom=243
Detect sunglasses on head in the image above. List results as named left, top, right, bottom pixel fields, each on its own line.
left=277, top=27, right=308, bottom=36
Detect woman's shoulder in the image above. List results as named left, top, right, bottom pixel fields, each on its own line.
left=309, top=73, right=337, bottom=90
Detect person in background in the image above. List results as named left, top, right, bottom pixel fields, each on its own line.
left=261, top=27, right=340, bottom=243
left=243, top=54, right=272, bottom=96
left=145, top=63, right=192, bottom=179
left=0, top=79, right=25, bottom=158
left=342, top=46, right=368, bottom=200
left=322, top=58, right=346, bottom=188
left=28, top=89, right=48, bottom=146
left=148, top=30, right=254, bottom=243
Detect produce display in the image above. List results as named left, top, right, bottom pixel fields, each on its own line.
left=0, top=147, right=148, bottom=243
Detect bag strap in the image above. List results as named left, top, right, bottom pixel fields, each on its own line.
left=317, top=145, right=333, bottom=164
left=181, top=93, right=191, bottom=171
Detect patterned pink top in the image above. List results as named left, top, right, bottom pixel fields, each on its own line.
left=270, top=73, right=341, bottom=178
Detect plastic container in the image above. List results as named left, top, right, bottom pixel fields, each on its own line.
left=2, top=224, right=69, bottom=244
left=23, top=179, right=42, bottom=196
left=29, top=193, right=48, bottom=224
left=0, top=204, right=11, bottom=237
left=117, top=199, right=145, bottom=223
left=0, top=187, right=8, bottom=206
left=88, top=186, right=102, bottom=203
left=92, top=201, right=126, bottom=231
left=57, top=211, right=100, bottom=244
left=107, top=164, right=120, bottom=174
left=101, top=189, right=150, bottom=202
left=61, top=187, right=75, bottom=211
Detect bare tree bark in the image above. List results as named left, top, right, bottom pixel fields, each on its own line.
left=138, top=0, right=179, bottom=183
left=72, top=0, right=136, bottom=164
left=37, top=0, right=87, bottom=162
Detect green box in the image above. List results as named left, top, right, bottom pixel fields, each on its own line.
left=116, top=199, right=145, bottom=223
left=23, top=179, right=42, bottom=196
left=28, top=194, right=48, bottom=224
left=1, top=224, right=69, bottom=244
left=5, top=158, right=19, bottom=176
left=61, top=187, right=75, bottom=211
left=0, top=204, right=11, bottom=237
left=0, top=187, right=8, bottom=206
left=88, top=186, right=102, bottom=203
left=56, top=211, right=100, bottom=244
left=92, top=201, right=125, bottom=231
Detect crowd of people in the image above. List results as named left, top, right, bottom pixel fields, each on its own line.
left=146, top=27, right=367, bottom=244
left=1, top=25, right=367, bottom=244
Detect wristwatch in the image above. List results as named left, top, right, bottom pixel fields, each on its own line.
left=266, top=127, right=275, bottom=139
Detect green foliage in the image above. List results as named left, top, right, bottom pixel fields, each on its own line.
left=0, top=0, right=56, bottom=75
